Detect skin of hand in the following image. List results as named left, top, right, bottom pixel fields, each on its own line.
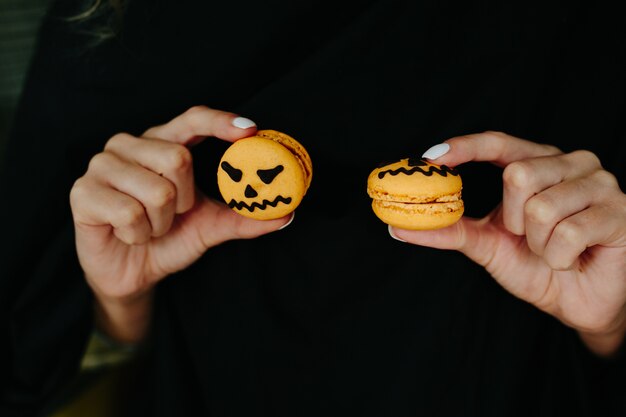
left=69, top=106, right=292, bottom=343
left=392, top=131, right=626, bottom=357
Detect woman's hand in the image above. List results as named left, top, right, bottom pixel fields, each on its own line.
left=392, top=131, right=626, bottom=357
left=70, top=106, right=291, bottom=342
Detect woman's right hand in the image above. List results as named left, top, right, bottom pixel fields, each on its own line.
left=69, top=106, right=291, bottom=342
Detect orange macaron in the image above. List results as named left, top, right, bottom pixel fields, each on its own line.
left=217, top=130, right=312, bottom=220
left=367, top=158, right=464, bottom=230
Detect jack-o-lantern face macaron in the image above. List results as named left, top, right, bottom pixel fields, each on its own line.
left=217, top=130, right=312, bottom=220
left=367, top=158, right=463, bottom=230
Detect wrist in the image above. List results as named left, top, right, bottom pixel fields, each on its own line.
left=93, top=286, right=154, bottom=308
left=94, top=289, right=155, bottom=345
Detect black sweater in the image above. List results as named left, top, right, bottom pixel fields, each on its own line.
left=2, top=1, right=625, bottom=416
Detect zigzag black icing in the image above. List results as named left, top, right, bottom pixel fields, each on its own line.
left=228, top=195, right=293, bottom=212
left=377, top=158, right=458, bottom=179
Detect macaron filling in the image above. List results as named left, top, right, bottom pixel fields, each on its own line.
left=372, top=198, right=464, bottom=215
left=368, top=190, right=462, bottom=204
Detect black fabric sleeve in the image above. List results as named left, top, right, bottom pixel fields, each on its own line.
left=1, top=2, right=625, bottom=416
left=0, top=2, right=102, bottom=415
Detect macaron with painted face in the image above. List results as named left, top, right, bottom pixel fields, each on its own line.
left=367, top=157, right=463, bottom=230
left=217, top=129, right=312, bottom=220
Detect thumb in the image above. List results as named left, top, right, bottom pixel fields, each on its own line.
left=389, top=215, right=500, bottom=268
left=183, top=196, right=294, bottom=250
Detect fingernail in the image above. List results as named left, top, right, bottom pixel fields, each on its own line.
left=422, top=143, right=450, bottom=160
left=279, top=212, right=295, bottom=230
left=232, top=116, right=256, bottom=129
left=388, top=225, right=406, bottom=242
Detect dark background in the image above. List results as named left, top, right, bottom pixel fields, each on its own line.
left=0, top=0, right=49, bottom=169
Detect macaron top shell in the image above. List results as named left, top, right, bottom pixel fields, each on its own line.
left=217, top=132, right=310, bottom=220
left=256, top=130, right=313, bottom=190
left=367, top=158, right=462, bottom=203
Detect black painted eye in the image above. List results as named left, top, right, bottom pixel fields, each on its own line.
left=257, top=165, right=284, bottom=184
left=221, top=161, right=242, bottom=182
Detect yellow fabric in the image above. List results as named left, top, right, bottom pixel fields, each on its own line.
left=48, top=332, right=136, bottom=417
left=50, top=368, right=122, bottom=417
left=80, top=330, right=137, bottom=371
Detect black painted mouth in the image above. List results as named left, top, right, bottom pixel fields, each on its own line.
left=228, top=195, right=292, bottom=212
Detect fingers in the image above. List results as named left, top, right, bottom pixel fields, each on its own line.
left=72, top=136, right=190, bottom=245
left=425, top=131, right=562, bottom=168
left=104, top=105, right=257, bottom=213
left=503, top=150, right=602, bottom=235
left=524, top=169, right=614, bottom=258
left=85, top=152, right=177, bottom=239
left=421, top=132, right=594, bottom=236
left=414, top=131, right=626, bottom=273
left=195, top=197, right=296, bottom=244
left=104, top=133, right=195, bottom=213
left=408, top=138, right=625, bottom=273
left=390, top=216, right=499, bottom=269
left=499, top=150, right=620, bottom=268
left=543, top=200, right=626, bottom=270
left=142, top=105, right=257, bottom=145
left=71, top=105, right=260, bottom=250
left=70, top=177, right=152, bottom=245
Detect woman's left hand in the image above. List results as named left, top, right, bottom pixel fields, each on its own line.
left=392, top=131, right=626, bottom=357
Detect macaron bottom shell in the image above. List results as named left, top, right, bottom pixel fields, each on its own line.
left=371, top=199, right=464, bottom=230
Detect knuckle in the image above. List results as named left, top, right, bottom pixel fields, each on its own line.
left=185, top=105, right=209, bottom=115
left=184, top=106, right=211, bottom=129
left=483, top=130, right=505, bottom=138
left=503, top=161, right=533, bottom=190
left=483, top=130, right=507, bottom=148
left=183, top=105, right=220, bottom=134
left=87, top=152, right=113, bottom=172
left=591, top=169, right=618, bottom=188
left=142, top=126, right=160, bottom=138
left=571, top=149, right=601, bottom=167
left=116, top=201, right=146, bottom=228
left=178, top=111, right=205, bottom=140
left=542, top=144, right=561, bottom=155
left=167, top=145, right=193, bottom=171
left=69, top=177, right=88, bottom=207
left=525, top=195, right=556, bottom=225
left=486, top=131, right=513, bottom=159
left=553, top=220, right=583, bottom=247
left=105, top=132, right=134, bottom=150
left=149, top=183, right=176, bottom=208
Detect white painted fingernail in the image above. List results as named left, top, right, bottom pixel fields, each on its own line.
left=278, top=212, right=295, bottom=230
left=388, top=225, right=406, bottom=242
left=422, top=143, right=450, bottom=160
left=232, top=117, right=256, bottom=129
